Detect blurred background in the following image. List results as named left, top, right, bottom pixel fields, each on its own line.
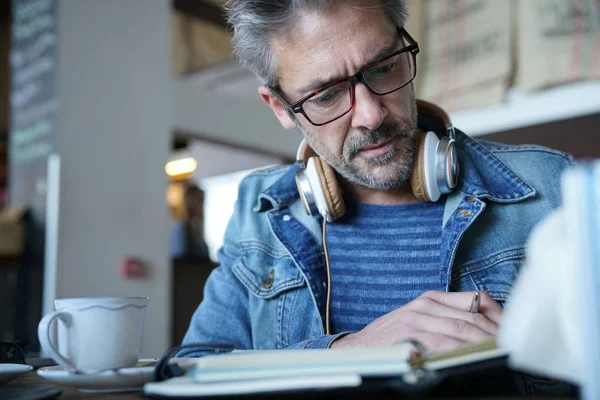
left=0, top=0, right=598, bottom=359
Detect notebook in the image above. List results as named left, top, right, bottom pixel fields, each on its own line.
left=144, top=339, right=508, bottom=398
left=562, top=161, right=600, bottom=400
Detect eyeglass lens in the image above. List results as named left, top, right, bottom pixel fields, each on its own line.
left=302, top=51, right=415, bottom=125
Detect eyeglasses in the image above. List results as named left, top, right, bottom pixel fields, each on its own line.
left=269, top=28, right=419, bottom=127
left=153, top=342, right=234, bottom=382
left=0, top=339, right=29, bottom=364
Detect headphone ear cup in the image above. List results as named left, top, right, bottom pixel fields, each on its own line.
left=410, top=131, right=431, bottom=202
left=436, top=137, right=459, bottom=194
left=411, top=131, right=443, bottom=202
left=313, top=157, right=345, bottom=221
left=295, top=175, right=311, bottom=216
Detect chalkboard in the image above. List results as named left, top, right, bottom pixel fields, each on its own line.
left=10, top=0, right=57, bottom=207
left=5, top=0, right=58, bottom=349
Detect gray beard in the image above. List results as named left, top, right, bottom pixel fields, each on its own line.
left=340, top=122, right=417, bottom=190
left=297, top=121, right=418, bottom=191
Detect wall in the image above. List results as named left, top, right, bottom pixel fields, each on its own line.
left=54, top=0, right=171, bottom=357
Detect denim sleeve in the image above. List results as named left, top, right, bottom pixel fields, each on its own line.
left=178, top=195, right=252, bottom=357
left=178, top=266, right=252, bottom=357
left=178, top=169, right=350, bottom=357
left=283, top=332, right=350, bottom=349
left=180, top=241, right=350, bottom=356
left=180, top=330, right=349, bottom=357
left=179, top=262, right=347, bottom=355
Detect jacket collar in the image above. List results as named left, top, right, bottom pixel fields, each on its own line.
left=454, top=130, right=535, bottom=202
left=255, top=164, right=302, bottom=212
left=256, top=122, right=535, bottom=212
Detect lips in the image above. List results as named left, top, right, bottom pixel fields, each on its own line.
left=359, top=138, right=393, bottom=151
left=358, top=137, right=395, bottom=158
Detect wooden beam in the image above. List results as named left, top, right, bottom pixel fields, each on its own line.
left=172, top=0, right=226, bottom=28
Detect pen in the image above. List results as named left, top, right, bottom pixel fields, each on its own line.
left=469, top=291, right=480, bottom=313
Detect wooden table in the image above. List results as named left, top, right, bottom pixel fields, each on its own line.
left=4, top=371, right=577, bottom=400
left=5, top=371, right=144, bottom=399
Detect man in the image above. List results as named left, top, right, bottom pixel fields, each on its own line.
left=181, top=1, right=572, bottom=393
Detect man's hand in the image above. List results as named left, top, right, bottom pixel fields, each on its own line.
left=330, top=290, right=503, bottom=352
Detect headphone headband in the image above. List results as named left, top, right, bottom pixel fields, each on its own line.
left=296, top=139, right=316, bottom=163
left=415, top=99, right=455, bottom=140
left=294, top=99, right=459, bottom=221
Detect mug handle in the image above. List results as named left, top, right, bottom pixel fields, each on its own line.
left=37, top=310, right=76, bottom=371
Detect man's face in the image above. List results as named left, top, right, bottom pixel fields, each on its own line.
left=261, top=0, right=418, bottom=191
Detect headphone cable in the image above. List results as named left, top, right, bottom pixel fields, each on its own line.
left=323, top=219, right=332, bottom=336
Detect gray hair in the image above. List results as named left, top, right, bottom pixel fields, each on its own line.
left=224, top=1, right=408, bottom=86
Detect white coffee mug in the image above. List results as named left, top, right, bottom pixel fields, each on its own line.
left=37, top=297, right=149, bottom=372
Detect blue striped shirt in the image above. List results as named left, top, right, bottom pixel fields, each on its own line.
left=326, top=200, right=445, bottom=333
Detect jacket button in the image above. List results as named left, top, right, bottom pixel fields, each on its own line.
left=467, top=196, right=476, bottom=202
left=282, top=215, right=291, bottom=221
left=459, top=210, right=472, bottom=217
left=261, top=269, right=274, bottom=289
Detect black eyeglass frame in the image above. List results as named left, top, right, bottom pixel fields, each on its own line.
left=269, top=27, right=420, bottom=127
left=0, top=341, right=28, bottom=364
left=153, top=342, right=235, bottom=382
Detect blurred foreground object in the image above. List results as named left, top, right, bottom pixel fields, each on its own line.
left=499, top=161, right=600, bottom=399
left=498, top=208, right=582, bottom=383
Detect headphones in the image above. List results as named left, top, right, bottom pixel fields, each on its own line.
left=295, top=99, right=459, bottom=222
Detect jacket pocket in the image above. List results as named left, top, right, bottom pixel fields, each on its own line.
left=450, top=248, right=525, bottom=303
left=232, top=248, right=305, bottom=299
left=231, top=248, right=315, bottom=349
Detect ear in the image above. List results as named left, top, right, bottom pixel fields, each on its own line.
left=258, top=85, right=297, bottom=130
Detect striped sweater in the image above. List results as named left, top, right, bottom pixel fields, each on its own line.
left=326, top=200, right=445, bottom=333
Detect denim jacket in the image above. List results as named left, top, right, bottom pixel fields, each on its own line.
left=181, top=127, right=571, bottom=356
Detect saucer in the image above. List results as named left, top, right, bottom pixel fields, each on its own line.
left=0, top=364, right=34, bottom=385
left=37, top=360, right=155, bottom=393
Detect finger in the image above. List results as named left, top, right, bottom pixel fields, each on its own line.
left=477, top=292, right=504, bottom=326
left=404, top=331, right=466, bottom=353
left=421, top=290, right=503, bottom=325
left=412, top=314, right=494, bottom=343
left=409, top=296, right=499, bottom=335
left=421, top=290, right=483, bottom=311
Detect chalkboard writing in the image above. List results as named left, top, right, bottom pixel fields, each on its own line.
left=9, top=0, right=57, bottom=205
left=6, top=0, right=58, bottom=350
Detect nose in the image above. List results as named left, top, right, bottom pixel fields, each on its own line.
left=350, top=83, right=387, bottom=130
